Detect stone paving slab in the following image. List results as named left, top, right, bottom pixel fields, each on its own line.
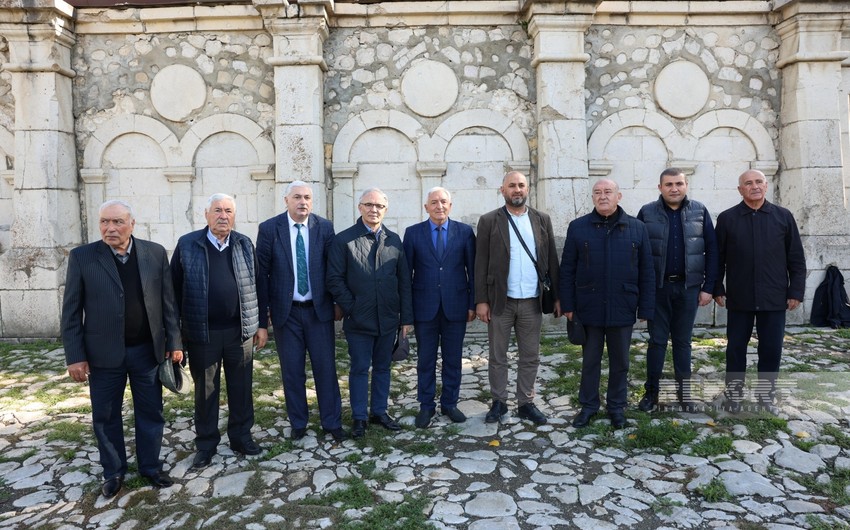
left=1, top=330, right=850, bottom=528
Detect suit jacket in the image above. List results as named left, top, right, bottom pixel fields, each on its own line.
left=474, top=205, right=560, bottom=317
left=403, top=219, right=475, bottom=322
left=256, top=212, right=336, bottom=329
left=61, top=237, right=182, bottom=369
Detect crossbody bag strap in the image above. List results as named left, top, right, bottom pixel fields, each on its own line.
left=503, top=206, right=545, bottom=282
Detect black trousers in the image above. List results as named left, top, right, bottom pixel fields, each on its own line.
left=725, top=309, right=785, bottom=403
left=188, top=326, right=254, bottom=451
left=578, top=325, right=633, bottom=415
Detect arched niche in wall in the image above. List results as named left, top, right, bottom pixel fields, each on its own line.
left=587, top=108, right=777, bottom=217
left=331, top=108, right=531, bottom=233
left=81, top=113, right=274, bottom=250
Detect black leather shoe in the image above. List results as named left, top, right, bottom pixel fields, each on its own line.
left=142, top=471, right=173, bottom=489
left=441, top=407, right=467, bottom=423
left=572, top=410, right=594, bottom=428
left=609, top=412, right=626, bottom=429
left=351, top=419, right=368, bottom=439
left=369, top=413, right=401, bottom=431
left=190, top=449, right=215, bottom=470
left=517, top=403, right=548, bottom=425
left=231, top=439, right=261, bottom=455
left=415, top=409, right=436, bottom=428
left=485, top=400, right=508, bottom=423
left=290, top=427, right=308, bottom=441
left=101, top=475, right=123, bottom=498
left=323, top=427, right=349, bottom=442
left=637, top=391, right=658, bottom=412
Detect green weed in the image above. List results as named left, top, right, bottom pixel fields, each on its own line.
left=690, top=435, right=733, bottom=457
left=697, top=477, right=730, bottom=502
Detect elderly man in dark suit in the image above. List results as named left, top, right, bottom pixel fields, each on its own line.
left=403, top=187, right=476, bottom=429
left=61, top=200, right=183, bottom=499
left=171, top=193, right=261, bottom=470
left=475, top=171, right=561, bottom=425
left=256, top=181, right=347, bottom=443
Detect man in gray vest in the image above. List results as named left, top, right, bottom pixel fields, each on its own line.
left=637, top=168, right=718, bottom=412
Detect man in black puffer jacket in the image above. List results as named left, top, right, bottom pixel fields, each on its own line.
left=172, top=193, right=261, bottom=470
left=560, top=179, right=655, bottom=429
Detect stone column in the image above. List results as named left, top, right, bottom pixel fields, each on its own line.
left=775, top=3, right=850, bottom=320
left=526, top=7, right=597, bottom=238
left=0, top=3, right=79, bottom=337
left=258, top=1, right=330, bottom=217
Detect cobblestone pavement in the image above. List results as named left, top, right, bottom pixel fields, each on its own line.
left=1, top=328, right=850, bottom=529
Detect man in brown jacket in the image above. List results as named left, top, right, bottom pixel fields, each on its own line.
left=475, top=171, right=561, bottom=425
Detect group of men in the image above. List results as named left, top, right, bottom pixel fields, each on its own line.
left=61, top=167, right=805, bottom=499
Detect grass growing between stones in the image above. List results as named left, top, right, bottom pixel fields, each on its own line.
left=805, top=514, right=850, bottom=530
left=696, top=477, right=730, bottom=502
left=822, top=424, right=850, bottom=449
left=720, top=415, right=787, bottom=441
left=798, top=468, right=850, bottom=507
left=649, top=496, right=684, bottom=516
left=689, top=434, right=733, bottom=457
left=46, top=420, right=90, bottom=444
left=625, top=417, right=698, bottom=454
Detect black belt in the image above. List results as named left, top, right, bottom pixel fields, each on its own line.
left=292, top=300, right=314, bottom=308
left=665, top=275, right=684, bottom=282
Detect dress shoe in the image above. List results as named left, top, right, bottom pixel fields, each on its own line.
left=572, top=410, right=595, bottom=428
left=101, top=475, right=123, bottom=498
left=440, top=407, right=467, bottom=423
left=351, top=419, right=368, bottom=439
left=609, top=412, right=626, bottom=429
left=517, top=403, right=548, bottom=425
left=230, top=439, right=261, bottom=455
left=142, top=471, right=173, bottom=489
left=290, top=427, right=308, bottom=441
left=485, top=400, right=508, bottom=423
left=369, top=413, right=401, bottom=431
left=637, top=391, right=658, bottom=412
left=323, top=427, right=349, bottom=443
left=190, top=449, right=215, bottom=470
left=415, top=409, right=436, bottom=428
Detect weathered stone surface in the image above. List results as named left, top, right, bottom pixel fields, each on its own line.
left=774, top=446, right=826, bottom=474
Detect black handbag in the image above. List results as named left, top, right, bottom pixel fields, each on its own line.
left=504, top=207, right=555, bottom=314
left=391, top=328, right=410, bottom=362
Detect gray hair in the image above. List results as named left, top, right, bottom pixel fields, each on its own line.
left=285, top=180, right=312, bottom=196
left=206, top=193, right=236, bottom=210
left=426, top=186, right=452, bottom=202
left=99, top=200, right=134, bottom=220
left=358, top=188, right=388, bottom=204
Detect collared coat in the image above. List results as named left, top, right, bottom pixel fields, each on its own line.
left=474, top=205, right=560, bottom=317
left=61, top=237, right=183, bottom=368
left=714, top=199, right=806, bottom=312
left=326, top=218, right=414, bottom=336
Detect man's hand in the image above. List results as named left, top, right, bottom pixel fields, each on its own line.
left=466, top=310, right=475, bottom=322
left=255, top=328, right=268, bottom=350
left=553, top=300, right=562, bottom=318
left=402, top=325, right=412, bottom=338
left=714, top=295, right=726, bottom=307
left=334, top=304, right=344, bottom=321
left=167, top=350, right=184, bottom=364
left=787, top=298, right=801, bottom=311
left=565, top=311, right=574, bottom=321
left=68, top=361, right=89, bottom=382
left=475, top=303, right=491, bottom=324
left=698, top=291, right=713, bottom=307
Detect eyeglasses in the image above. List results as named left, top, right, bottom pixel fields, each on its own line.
left=359, top=203, right=387, bottom=211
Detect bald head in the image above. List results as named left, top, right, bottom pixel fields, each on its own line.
left=737, top=169, right=767, bottom=209
left=500, top=171, right=529, bottom=211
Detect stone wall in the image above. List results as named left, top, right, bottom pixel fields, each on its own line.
left=0, top=0, right=848, bottom=337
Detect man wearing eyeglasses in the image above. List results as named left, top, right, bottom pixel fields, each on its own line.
left=327, top=188, right=414, bottom=438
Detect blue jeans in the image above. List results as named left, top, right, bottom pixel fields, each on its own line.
left=645, top=282, right=699, bottom=392
left=345, top=330, right=395, bottom=420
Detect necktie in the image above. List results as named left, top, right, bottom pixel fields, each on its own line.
left=436, top=226, right=445, bottom=257
left=295, top=224, right=308, bottom=296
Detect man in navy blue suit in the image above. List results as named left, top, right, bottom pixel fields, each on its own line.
left=256, top=181, right=347, bottom=443
left=403, top=187, right=476, bottom=428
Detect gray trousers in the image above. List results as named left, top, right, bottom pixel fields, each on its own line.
left=487, top=297, right=542, bottom=406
